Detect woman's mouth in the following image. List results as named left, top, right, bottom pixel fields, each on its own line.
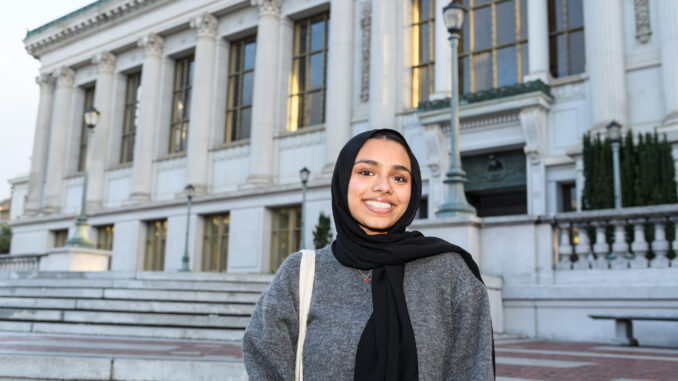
left=363, top=200, right=394, bottom=213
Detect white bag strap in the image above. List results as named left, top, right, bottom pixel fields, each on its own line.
left=295, top=249, right=316, bottom=381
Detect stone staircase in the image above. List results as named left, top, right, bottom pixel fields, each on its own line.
left=0, top=271, right=273, bottom=342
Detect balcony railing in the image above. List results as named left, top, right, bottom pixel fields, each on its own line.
left=551, top=204, right=678, bottom=270
left=0, top=253, right=45, bottom=272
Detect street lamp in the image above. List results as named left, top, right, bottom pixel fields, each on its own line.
left=179, top=184, right=195, bottom=272
left=607, top=121, right=622, bottom=209
left=436, top=1, right=476, bottom=218
left=299, top=167, right=310, bottom=250
left=65, top=106, right=100, bottom=248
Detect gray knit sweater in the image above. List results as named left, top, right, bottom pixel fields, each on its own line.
left=242, top=245, right=494, bottom=381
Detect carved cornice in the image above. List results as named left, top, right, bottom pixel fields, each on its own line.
left=251, top=0, right=282, bottom=17
left=25, top=0, right=162, bottom=58
left=634, top=0, right=652, bottom=43
left=190, top=13, right=218, bottom=39
left=54, top=67, right=75, bottom=88
left=137, top=34, right=165, bottom=57
left=36, top=73, right=54, bottom=92
left=92, top=51, right=116, bottom=73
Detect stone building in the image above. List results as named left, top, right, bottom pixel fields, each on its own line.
left=7, top=0, right=678, bottom=346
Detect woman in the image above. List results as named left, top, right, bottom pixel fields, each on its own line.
left=243, top=129, right=495, bottom=380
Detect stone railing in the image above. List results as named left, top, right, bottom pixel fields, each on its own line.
left=0, top=253, right=45, bottom=272
left=551, top=204, right=678, bottom=270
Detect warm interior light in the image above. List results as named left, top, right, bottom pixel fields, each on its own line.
left=83, top=106, right=100, bottom=128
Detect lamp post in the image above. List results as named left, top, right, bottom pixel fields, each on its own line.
left=436, top=1, right=476, bottom=218
left=299, top=167, right=310, bottom=250
left=65, top=106, right=100, bottom=248
left=179, top=184, right=194, bottom=272
left=607, top=121, right=622, bottom=209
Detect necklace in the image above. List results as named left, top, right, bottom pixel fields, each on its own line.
left=356, top=269, right=373, bottom=283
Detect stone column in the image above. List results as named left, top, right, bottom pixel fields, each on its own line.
left=525, top=0, right=550, bottom=82
left=369, top=0, right=397, bottom=130
left=87, top=51, right=116, bottom=210
left=43, top=67, right=75, bottom=214
left=657, top=0, right=678, bottom=127
left=129, top=34, right=164, bottom=203
left=432, top=0, right=451, bottom=97
left=187, top=13, right=218, bottom=195
left=25, top=73, right=54, bottom=215
left=583, top=0, right=627, bottom=130
left=323, top=0, right=354, bottom=174
left=520, top=106, right=548, bottom=215
left=246, top=0, right=282, bottom=186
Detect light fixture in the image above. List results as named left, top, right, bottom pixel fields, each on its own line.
left=442, top=1, right=465, bottom=34
left=83, top=106, right=100, bottom=129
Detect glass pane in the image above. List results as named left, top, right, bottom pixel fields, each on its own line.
left=183, top=90, right=192, bottom=120
left=242, top=72, right=254, bottom=106
left=497, top=45, right=517, bottom=87
left=547, top=0, right=558, bottom=33
left=309, top=53, right=325, bottom=90
left=474, top=7, right=492, bottom=51
left=420, top=23, right=430, bottom=64
left=293, top=57, right=306, bottom=93
left=521, top=42, right=529, bottom=78
left=413, top=0, right=421, bottom=23
left=412, top=24, right=421, bottom=65
left=462, top=18, right=470, bottom=53
left=172, top=93, right=183, bottom=122
left=568, top=0, right=584, bottom=28
left=297, top=23, right=308, bottom=54
left=225, top=111, right=235, bottom=142
left=418, top=66, right=431, bottom=102
left=461, top=55, right=470, bottom=93
left=473, top=52, right=492, bottom=91
left=240, top=108, right=252, bottom=140
left=554, top=0, right=564, bottom=31
left=310, top=20, right=325, bottom=51
left=308, top=91, right=324, bottom=126
left=475, top=0, right=492, bottom=5
left=227, top=76, right=239, bottom=108
left=569, top=30, right=586, bottom=75
left=230, top=43, right=241, bottom=73
left=520, top=0, right=528, bottom=40
left=549, top=35, right=559, bottom=77
left=288, top=95, right=303, bottom=131
left=557, top=34, right=567, bottom=77
left=244, top=41, right=256, bottom=70
left=187, top=59, right=195, bottom=86
left=421, top=0, right=430, bottom=21
left=496, top=0, right=516, bottom=46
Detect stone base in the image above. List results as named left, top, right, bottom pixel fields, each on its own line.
left=39, top=247, right=112, bottom=272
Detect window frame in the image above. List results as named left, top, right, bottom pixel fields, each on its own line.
left=548, top=0, right=585, bottom=78
left=169, top=55, right=195, bottom=154
left=144, top=219, right=167, bottom=271
left=201, top=213, right=230, bottom=272
left=120, top=72, right=141, bottom=164
left=96, top=224, right=115, bottom=251
left=411, top=0, right=436, bottom=107
left=77, top=86, right=96, bottom=172
left=270, top=205, right=301, bottom=272
left=225, top=36, right=256, bottom=143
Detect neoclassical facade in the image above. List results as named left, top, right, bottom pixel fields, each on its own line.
left=9, top=0, right=678, bottom=276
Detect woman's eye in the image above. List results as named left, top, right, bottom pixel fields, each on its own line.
left=393, top=175, right=408, bottom=183
left=358, top=169, right=374, bottom=176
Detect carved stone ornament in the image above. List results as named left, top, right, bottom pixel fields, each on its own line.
left=519, top=107, right=546, bottom=165
left=137, top=34, right=165, bottom=57
left=92, top=51, right=117, bottom=73
left=35, top=73, right=53, bottom=91
left=190, top=13, right=218, bottom=39
left=54, top=67, right=75, bottom=88
left=634, top=0, right=651, bottom=43
left=251, top=0, right=282, bottom=16
left=360, top=3, right=372, bottom=103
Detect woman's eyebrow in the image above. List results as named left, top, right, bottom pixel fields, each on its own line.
left=354, top=159, right=412, bottom=175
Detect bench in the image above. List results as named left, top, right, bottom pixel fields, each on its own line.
left=589, top=314, right=678, bottom=346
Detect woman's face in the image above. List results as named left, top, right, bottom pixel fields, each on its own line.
left=347, top=138, right=412, bottom=235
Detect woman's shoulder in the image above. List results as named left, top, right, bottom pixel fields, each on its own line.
left=407, top=251, right=484, bottom=288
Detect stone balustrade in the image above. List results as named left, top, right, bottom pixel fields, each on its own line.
left=0, top=253, right=45, bottom=272
left=551, top=204, right=678, bottom=270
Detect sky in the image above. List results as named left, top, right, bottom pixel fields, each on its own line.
left=0, top=0, right=94, bottom=202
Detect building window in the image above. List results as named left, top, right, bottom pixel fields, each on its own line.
left=270, top=206, right=301, bottom=272
left=226, top=37, right=256, bottom=143
left=202, top=213, right=229, bottom=272
left=96, top=225, right=114, bottom=251
left=459, top=0, right=528, bottom=93
left=415, top=196, right=429, bottom=219
left=411, top=0, right=435, bottom=107
left=121, top=72, right=141, bottom=163
left=288, top=12, right=330, bottom=131
left=144, top=220, right=167, bottom=271
left=77, top=86, right=96, bottom=172
left=52, top=229, right=68, bottom=248
left=169, top=56, right=194, bottom=153
left=548, top=0, right=585, bottom=78
left=559, top=183, right=577, bottom=212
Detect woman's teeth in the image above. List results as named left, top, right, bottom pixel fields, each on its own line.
left=365, top=200, right=393, bottom=210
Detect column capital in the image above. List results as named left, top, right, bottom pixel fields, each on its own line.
left=137, top=34, right=165, bottom=57
left=92, top=51, right=116, bottom=73
left=251, top=0, right=282, bottom=16
left=35, top=73, right=53, bottom=92
left=190, top=13, right=218, bottom=39
left=54, top=67, right=75, bottom=88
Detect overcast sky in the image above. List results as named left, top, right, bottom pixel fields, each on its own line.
left=0, top=1, right=93, bottom=202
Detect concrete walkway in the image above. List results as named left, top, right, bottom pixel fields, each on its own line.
left=1, top=331, right=677, bottom=380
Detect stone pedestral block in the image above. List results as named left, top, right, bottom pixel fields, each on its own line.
left=39, top=247, right=112, bottom=271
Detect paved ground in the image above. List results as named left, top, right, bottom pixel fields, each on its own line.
left=0, top=331, right=676, bottom=380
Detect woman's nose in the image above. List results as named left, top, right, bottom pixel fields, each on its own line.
left=372, top=175, right=392, bottom=193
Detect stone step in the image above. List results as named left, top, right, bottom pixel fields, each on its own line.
left=0, top=278, right=269, bottom=293
left=0, top=287, right=104, bottom=299
left=0, top=321, right=245, bottom=341
left=0, top=287, right=261, bottom=303
left=0, top=297, right=255, bottom=315
left=0, top=270, right=274, bottom=283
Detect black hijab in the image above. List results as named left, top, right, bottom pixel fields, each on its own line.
left=330, top=129, right=488, bottom=380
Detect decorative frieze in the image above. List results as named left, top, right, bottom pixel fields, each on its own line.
left=278, top=129, right=325, bottom=150
left=251, top=0, right=282, bottom=16
left=190, top=13, right=218, bottom=39
left=137, top=34, right=164, bottom=57
left=460, top=113, right=520, bottom=131
left=634, top=0, right=652, bottom=43
left=360, top=3, right=372, bottom=103
left=213, top=144, right=251, bottom=162
left=92, top=51, right=116, bottom=73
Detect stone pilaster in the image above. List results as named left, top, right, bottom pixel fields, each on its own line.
left=43, top=67, right=75, bottom=214
left=87, top=51, right=116, bottom=210
left=368, top=0, right=397, bottom=130
left=129, top=34, right=164, bottom=203
left=432, top=0, right=451, bottom=97
left=25, top=73, right=54, bottom=215
left=520, top=107, right=548, bottom=215
left=525, top=0, right=550, bottom=82
left=323, top=0, right=353, bottom=175
left=583, top=0, right=628, bottom=130
left=657, top=0, right=678, bottom=128
left=246, top=0, right=282, bottom=186
left=187, top=13, right=218, bottom=195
